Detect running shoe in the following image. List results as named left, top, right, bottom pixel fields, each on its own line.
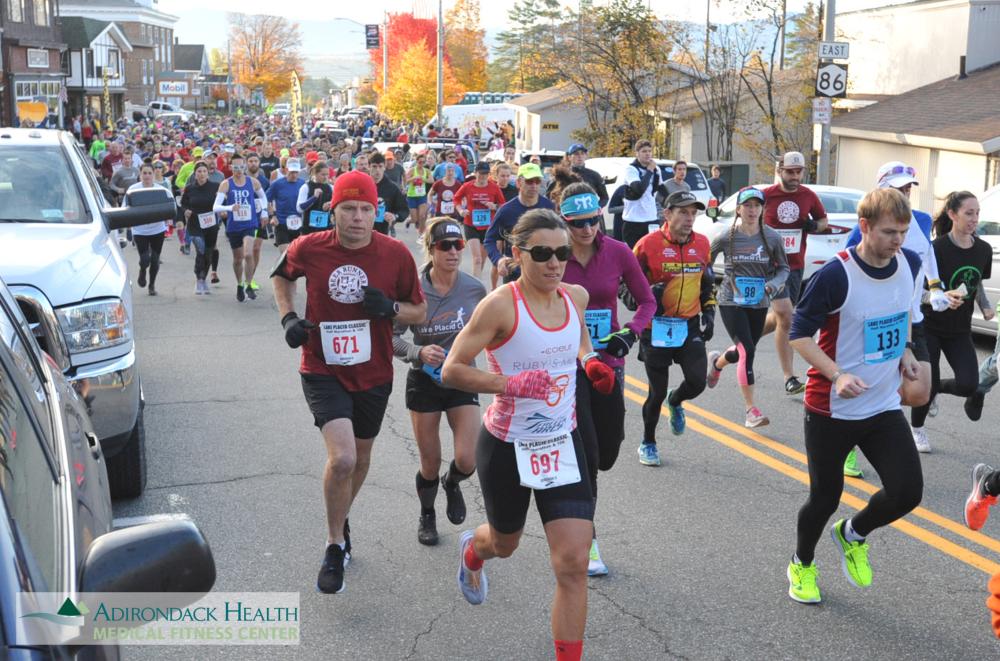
left=588, top=539, right=609, bottom=576
left=137, top=268, right=147, bottom=288
left=442, top=476, right=466, bottom=525
left=211, top=272, right=220, bottom=284
left=927, top=396, right=939, bottom=418
left=637, top=441, right=661, bottom=466
left=706, top=350, right=723, bottom=388
left=246, top=285, right=257, bottom=301
left=785, top=376, right=806, bottom=395
left=666, top=388, right=685, bottom=435
left=249, top=279, right=260, bottom=291
left=418, top=511, right=438, bottom=546
left=965, top=463, right=998, bottom=531
left=457, top=530, right=487, bottom=605
left=745, top=406, right=769, bottom=428
left=965, top=391, right=986, bottom=422
left=194, top=281, right=204, bottom=295
left=236, top=284, right=245, bottom=302
left=911, top=426, right=931, bottom=453
left=148, top=285, right=157, bottom=296
left=787, top=560, right=821, bottom=604
left=317, top=544, right=346, bottom=594
left=830, top=519, right=872, bottom=587
left=343, top=518, right=351, bottom=567
left=843, top=448, right=864, bottom=479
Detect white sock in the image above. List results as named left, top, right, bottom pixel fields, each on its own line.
left=326, top=540, right=345, bottom=550
left=843, top=519, right=865, bottom=543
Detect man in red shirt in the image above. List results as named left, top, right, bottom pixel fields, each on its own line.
left=271, top=171, right=427, bottom=594
left=762, top=151, right=828, bottom=395
left=455, top=160, right=506, bottom=277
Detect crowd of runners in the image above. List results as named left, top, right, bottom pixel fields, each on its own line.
left=86, top=110, right=1000, bottom=656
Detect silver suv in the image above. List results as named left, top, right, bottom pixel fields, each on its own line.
left=0, top=128, right=174, bottom=498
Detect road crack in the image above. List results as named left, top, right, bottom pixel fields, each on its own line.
left=404, top=602, right=458, bottom=660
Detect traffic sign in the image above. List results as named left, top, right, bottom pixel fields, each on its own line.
left=815, top=63, right=848, bottom=98
left=365, top=24, right=380, bottom=49
left=812, top=98, right=832, bottom=124
left=819, top=41, right=849, bottom=60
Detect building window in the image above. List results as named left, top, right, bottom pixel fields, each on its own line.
left=142, top=59, right=148, bottom=85
left=141, top=24, right=147, bottom=42
left=8, top=0, right=23, bottom=22
left=107, top=49, right=120, bottom=77
left=84, top=49, right=95, bottom=78
left=32, top=0, right=49, bottom=26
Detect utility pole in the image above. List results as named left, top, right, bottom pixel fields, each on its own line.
left=436, top=0, right=443, bottom=126
left=382, top=12, right=388, bottom=94
left=705, top=0, right=711, bottom=70
left=779, top=0, right=787, bottom=70
left=226, top=42, right=232, bottom=114
left=816, top=0, right=835, bottom=185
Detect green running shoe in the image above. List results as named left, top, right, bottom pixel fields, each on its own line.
left=249, top=279, right=260, bottom=291
left=830, top=519, right=872, bottom=587
left=787, top=560, right=821, bottom=603
left=843, top=448, right=864, bottom=479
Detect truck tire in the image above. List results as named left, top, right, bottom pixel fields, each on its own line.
left=108, top=409, right=147, bottom=499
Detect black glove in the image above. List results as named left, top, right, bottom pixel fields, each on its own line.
left=618, top=280, right=638, bottom=312
left=700, top=305, right=716, bottom=342
left=804, top=217, right=819, bottom=233
left=281, top=312, right=316, bottom=348
left=362, top=286, right=398, bottom=318
left=600, top=328, right=636, bottom=358
left=652, top=282, right=666, bottom=317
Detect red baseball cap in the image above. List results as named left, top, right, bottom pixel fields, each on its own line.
left=331, top=171, right=377, bottom=209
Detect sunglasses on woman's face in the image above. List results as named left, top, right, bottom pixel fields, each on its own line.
left=434, top=239, right=465, bottom=252
left=566, top=216, right=601, bottom=229
left=522, top=244, right=572, bottom=262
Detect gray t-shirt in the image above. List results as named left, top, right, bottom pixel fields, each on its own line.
left=710, top=224, right=790, bottom=307
left=393, top=268, right=487, bottom=369
left=111, top=165, right=139, bottom=193
left=664, top=178, right=691, bottom=196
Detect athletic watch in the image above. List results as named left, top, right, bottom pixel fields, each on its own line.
left=581, top=351, right=599, bottom=365
left=392, top=301, right=401, bottom=317
left=905, top=341, right=916, bottom=351
left=830, top=370, right=843, bottom=383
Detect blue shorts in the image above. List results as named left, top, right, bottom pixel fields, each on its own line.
left=226, top=226, right=256, bottom=249
left=407, top=195, right=427, bottom=209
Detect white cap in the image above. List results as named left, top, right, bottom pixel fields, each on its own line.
left=780, top=151, right=806, bottom=169
left=875, top=161, right=919, bottom=189
left=286, top=159, right=302, bottom=172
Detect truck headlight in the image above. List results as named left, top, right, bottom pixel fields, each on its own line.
left=55, top=299, right=130, bottom=353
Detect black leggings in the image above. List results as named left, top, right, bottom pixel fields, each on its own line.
left=211, top=248, right=220, bottom=272
left=190, top=226, right=220, bottom=279
left=575, top=366, right=626, bottom=499
left=134, top=232, right=164, bottom=286
left=640, top=338, right=707, bottom=444
left=796, top=409, right=923, bottom=564
left=718, top=306, right=768, bottom=386
left=911, top=331, right=979, bottom=427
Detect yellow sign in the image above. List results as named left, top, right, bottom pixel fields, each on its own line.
left=290, top=72, right=302, bottom=138
left=16, top=101, right=48, bottom=122
left=542, top=122, right=559, bottom=131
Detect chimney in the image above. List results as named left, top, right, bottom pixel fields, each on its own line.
left=957, top=55, right=968, bottom=80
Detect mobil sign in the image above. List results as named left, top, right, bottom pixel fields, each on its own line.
left=158, top=80, right=189, bottom=96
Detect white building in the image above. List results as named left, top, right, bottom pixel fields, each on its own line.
left=61, top=17, right=133, bottom=120
left=504, top=85, right=588, bottom=152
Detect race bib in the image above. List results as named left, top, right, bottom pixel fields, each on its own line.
left=320, top=320, right=371, bottom=366
left=651, top=316, right=688, bottom=348
left=412, top=181, right=426, bottom=196
left=376, top=200, right=386, bottom=223
left=733, top=276, right=766, bottom=306
left=441, top=200, right=455, bottom=214
left=309, top=210, right=330, bottom=229
left=585, top=309, right=612, bottom=350
left=514, top=433, right=581, bottom=490
left=233, top=204, right=252, bottom=222
left=197, top=212, right=217, bottom=229
left=776, top=228, right=802, bottom=254
left=472, top=209, right=491, bottom=228
left=286, top=214, right=302, bottom=231
left=422, top=349, right=447, bottom=384
left=863, top=311, right=908, bottom=364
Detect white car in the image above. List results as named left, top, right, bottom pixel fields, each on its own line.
left=147, top=100, right=195, bottom=121
left=693, top=184, right=865, bottom=282
left=972, top=184, right=1000, bottom=336
left=272, top=103, right=291, bottom=116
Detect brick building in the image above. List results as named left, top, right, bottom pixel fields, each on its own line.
left=0, top=0, right=67, bottom=126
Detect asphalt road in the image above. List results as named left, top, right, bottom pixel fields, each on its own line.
left=115, top=230, right=1000, bottom=660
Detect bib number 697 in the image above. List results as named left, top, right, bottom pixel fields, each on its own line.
left=530, top=450, right=560, bottom=476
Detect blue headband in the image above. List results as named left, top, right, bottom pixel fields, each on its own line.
left=737, top=187, right=765, bottom=205
left=560, top=193, right=601, bottom=218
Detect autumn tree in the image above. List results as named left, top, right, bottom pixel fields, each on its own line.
left=208, top=47, right=228, bottom=75
left=228, top=13, right=303, bottom=102
left=367, top=13, right=440, bottom=97
left=446, top=0, right=488, bottom=92
left=379, top=40, right=462, bottom=123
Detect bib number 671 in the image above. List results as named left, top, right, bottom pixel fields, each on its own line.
left=330, top=335, right=359, bottom=354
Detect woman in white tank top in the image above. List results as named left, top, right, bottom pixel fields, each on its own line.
left=441, top=209, right=615, bottom=660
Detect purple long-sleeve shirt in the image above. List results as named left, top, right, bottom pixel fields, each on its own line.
left=563, top=232, right=656, bottom=367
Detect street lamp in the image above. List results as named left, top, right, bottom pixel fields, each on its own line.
left=332, top=16, right=388, bottom=93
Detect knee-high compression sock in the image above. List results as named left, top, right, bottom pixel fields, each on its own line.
left=443, top=459, right=473, bottom=487
left=415, top=472, right=439, bottom=514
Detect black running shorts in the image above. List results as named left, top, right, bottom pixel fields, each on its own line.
left=300, top=373, right=391, bottom=439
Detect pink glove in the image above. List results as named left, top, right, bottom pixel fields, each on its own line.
left=503, top=369, right=553, bottom=400
left=585, top=358, right=616, bottom=395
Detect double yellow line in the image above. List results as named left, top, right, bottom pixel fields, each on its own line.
left=622, top=374, right=1000, bottom=575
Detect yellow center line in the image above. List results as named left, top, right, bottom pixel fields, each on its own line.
left=623, top=374, right=1000, bottom=557
left=621, top=386, right=1000, bottom=575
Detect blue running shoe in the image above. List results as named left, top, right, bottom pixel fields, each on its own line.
left=667, top=389, right=686, bottom=435
left=457, top=530, right=487, bottom=605
left=637, top=441, right=661, bottom=466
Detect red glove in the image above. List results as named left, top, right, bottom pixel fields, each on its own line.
left=584, top=357, right=615, bottom=395
left=503, top=369, right=553, bottom=400
left=987, top=572, right=1000, bottom=637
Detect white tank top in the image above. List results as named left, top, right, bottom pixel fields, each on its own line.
left=805, top=250, right=915, bottom=420
left=484, top=283, right=580, bottom=442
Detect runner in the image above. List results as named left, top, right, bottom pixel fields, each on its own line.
left=455, top=161, right=506, bottom=278
left=429, top=162, right=464, bottom=222
left=786, top=187, right=923, bottom=604
left=909, top=190, right=993, bottom=451
left=384, top=150, right=405, bottom=189
left=560, top=182, right=655, bottom=575
left=707, top=187, right=790, bottom=427
left=964, top=299, right=1000, bottom=421
left=494, top=162, right=518, bottom=202
left=393, top=218, right=486, bottom=545
left=632, top=191, right=714, bottom=466
left=484, top=163, right=556, bottom=284
left=180, top=162, right=221, bottom=294
left=267, top=158, right=307, bottom=254
left=761, top=151, right=828, bottom=395
left=405, top=152, right=433, bottom=235
left=124, top=162, right=176, bottom=296
left=556, top=144, right=609, bottom=207
left=296, top=160, right=334, bottom=236
left=270, top=170, right=427, bottom=594
left=620, top=139, right=667, bottom=248
left=213, top=152, right=270, bottom=302
left=965, top=462, right=1000, bottom=531
left=441, top=208, right=615, bottom=661
left=369, top=152, right=409, bottom=236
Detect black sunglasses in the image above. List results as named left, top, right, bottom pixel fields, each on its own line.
left=566, top=216, right=601, bottom=229
left=521, top=244, right=572, bottom=262
left=434, top=239, right=465, bottom=252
